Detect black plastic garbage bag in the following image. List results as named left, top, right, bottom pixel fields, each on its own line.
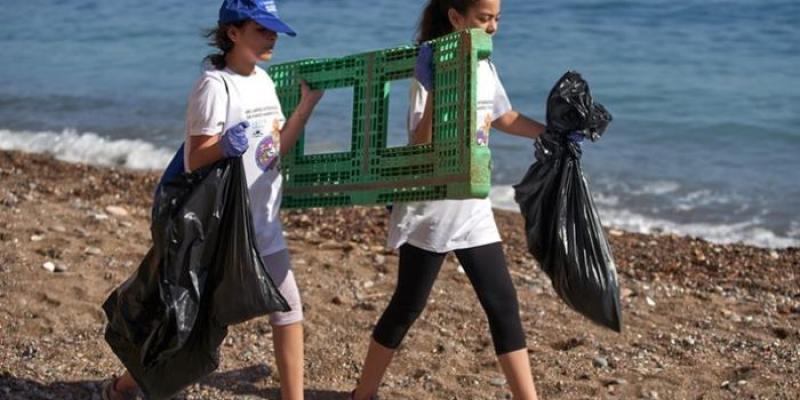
left=513, top=71, right=621, bottom=332
left=103, top=157, right=289, bottom=399
left=211, top=159, right=291, bottom=326
left=151, top=143, right=186, bottom=214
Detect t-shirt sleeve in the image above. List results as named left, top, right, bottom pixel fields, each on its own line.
left=490, top=63, right=513, bottom=121
left=185, top=74, right=227, bottom=136
left=407, top=79, right=428, bottom=138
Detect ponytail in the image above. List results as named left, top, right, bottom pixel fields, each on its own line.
left=203, top=20, right=247, bottom=70
left=416, top=0, right=479, bottom=43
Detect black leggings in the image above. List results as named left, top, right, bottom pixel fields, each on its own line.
left=372, top=242, right=526, bottom=355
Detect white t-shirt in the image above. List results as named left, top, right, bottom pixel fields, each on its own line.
left=185, top=66, right=287, bottom=256
left=387, top=60, right=512, bottom=253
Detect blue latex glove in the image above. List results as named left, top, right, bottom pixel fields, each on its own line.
left=568, top=130, right=585, bottom=144
left=220, top=121, right=250, bottom=158
left=414, top=43, right=435, bottom=91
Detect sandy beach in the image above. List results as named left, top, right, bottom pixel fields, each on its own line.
left=0, top=149, right=798, bottom=399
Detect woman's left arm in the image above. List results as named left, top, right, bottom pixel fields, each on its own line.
left=280, top=80, right=324, bottom=156
left=492, top=110, right=546, bottom=139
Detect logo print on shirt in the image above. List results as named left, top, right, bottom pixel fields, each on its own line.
left=476, top=113, right=492, bottom=146
left=254, top=118, right=282, bottom=171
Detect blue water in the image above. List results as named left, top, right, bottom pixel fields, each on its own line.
left=1, top=0, right=799, bottom=248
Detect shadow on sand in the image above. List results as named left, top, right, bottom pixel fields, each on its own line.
left=0, top=365, right=349, bottom=399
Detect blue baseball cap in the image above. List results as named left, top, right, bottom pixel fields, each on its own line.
left=219, top=0, right=297, bottom=37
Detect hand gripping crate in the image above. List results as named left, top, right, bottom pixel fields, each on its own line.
left=269, top=29, right=493, bottom=208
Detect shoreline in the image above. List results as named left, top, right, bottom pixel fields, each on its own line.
left=1, top=142, right=796, bottom=250
left=1, top=149, right=798, bottom=398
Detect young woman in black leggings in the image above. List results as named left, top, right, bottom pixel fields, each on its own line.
left=372, top=243, right=525, bottom=355
left=351, top=1, right=546, bottom=399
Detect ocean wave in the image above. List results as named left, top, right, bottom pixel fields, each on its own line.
left=596, top=208, right=797, bottom=249
left=789, top=221, right=800, bottom=239
left=2, top=129, right=796, bottom=249
left=629, top=180, right=680, bottom=196
left=490, top=185, right=798, bottom=249
left=591, top=179, right=750, bottom=213
left=0, top=128, right=173, bottom=171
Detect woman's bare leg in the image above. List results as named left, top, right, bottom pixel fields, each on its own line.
left=273, top=322, right=304, bottom=400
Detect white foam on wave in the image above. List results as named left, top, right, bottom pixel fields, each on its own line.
left=596, top=207, right=798, bottom=249
left=592, top=192, right=620, bottom=207
left=2, top=129, right=796, bottom=249
left=629, top=180, right=681, bottom=196
left=490, top=185, right=799, bottom=249
left=489, top=185, right=519, bottom=211
left=0, top=128, right=173, bottom=171
left=788, top=220, right=800, bottom=239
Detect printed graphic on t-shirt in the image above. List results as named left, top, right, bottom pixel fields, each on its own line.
left=477, top=113, right=493, bottom=146
left=255, top=118, right=283, bottom=171
left=245, top=104, right=283, bottom=172
left=248, top=105, right=280, bottom=119
left=476, top=100, right=494, bottom=146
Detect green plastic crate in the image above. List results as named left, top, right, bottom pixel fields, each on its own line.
left=269, top=29, right=493, bottom=208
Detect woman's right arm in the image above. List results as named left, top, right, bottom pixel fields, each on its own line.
left=187, top=120, right=250, bottom=171
left=410, top=94, right=434, bottom=145
left=185, top=74, right=232, bottom=172
left=187, top=134, right=225, bottom=172
left=410, top=44, right=435, bottom=145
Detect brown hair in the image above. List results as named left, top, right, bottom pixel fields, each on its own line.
left=416, top=0, right=480, bottom=43
left=203, top=20, right=248, bottom=69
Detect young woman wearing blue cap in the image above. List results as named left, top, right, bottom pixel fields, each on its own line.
left=102, top=1, right=322, bottom=399
left=351, top=1, right=547, bottom=399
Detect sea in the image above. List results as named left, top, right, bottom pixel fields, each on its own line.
left=1, top=0, right=798, bottom=248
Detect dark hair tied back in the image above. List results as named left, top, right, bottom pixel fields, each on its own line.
left=203, top=20, right=247, bottom=69
left=417, top=0, right=479, bottom=43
